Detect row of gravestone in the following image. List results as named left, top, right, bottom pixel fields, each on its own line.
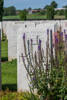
left=2, top=20, right=67, bottom=91
left=2, top=20, right=67, bottom=61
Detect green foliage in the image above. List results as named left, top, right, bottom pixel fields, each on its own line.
left=56, top=10, right=65, bottom=16
left=4, top=6, right=16, bottom=16
left=19, top=10, right=27, bottom=20
left=51, top=1, right=58, bottom=8
left=22, top=30, right=67, bottom=100
left=31, top=66, right=66, bottom=100
left=46, top=6, right=55, bottom=20
left=44, top=5, right=49, bottom=9
left=39, top=10, right=46, bottom=15
left=2, top=32, right=7, bottom=41
left=64, top=8, right=67, bottom=19
left=44, top=1, right=57, bottom=20
left=0, top=0, right=3, bottom=21
left=63, top=5, right=67, bottom=8
left=0, top=91, right=39, bottom=100
left=28, top=7, right=32, bottom=10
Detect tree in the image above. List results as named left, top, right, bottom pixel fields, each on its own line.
left=46, top=6, right=55, bottom=20
left=63, top=5, right=67, bottom=8
left=4, top=6, right=16, bottom=16
left=0, top=0, right=3, bottom=21
left=40, top=10, right=46, bottom=15
left=19, top=10, right=27, bottom=20
left=64, top=7, right=67, bottom=19
left=28, top=7, right=32, bottom=10
left=56, top=10, right=65, bottom=16
left=44, top=5, right=49, bottom=9
left=51, top=1, right=58, bottom=8
left=8, top=6, right=16, bottom=15
left=63, top=5, right=67, bottom=19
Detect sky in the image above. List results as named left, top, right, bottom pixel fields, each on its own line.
left=4, top=0, right=67, bottom=10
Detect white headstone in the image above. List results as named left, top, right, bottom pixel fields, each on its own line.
left=2, top=20, right=67, bottom=61
left=17, top=22, right=56, bottom=91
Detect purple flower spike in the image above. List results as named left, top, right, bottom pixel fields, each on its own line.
left=38, top=45, right=41, bottom=51
left=55, top=35, right=58, bottom=43
left=33, top=77, right=36, bottom=81
left=23, top=33, right=25, bottom=39
left=47, top=29, right=49, bottom=35
left=60, top=32, right=63, bottom=36
left=56, top=38, right=58, bottom=43
left=38, top=39, right=41, bottom=50
left=64, top=29, right=66, bottom=33
left=65, top=34, right=67, bottom=41
left=31, top=39, right=33, bottom=43
left=39, top=39, right=41, bottom=44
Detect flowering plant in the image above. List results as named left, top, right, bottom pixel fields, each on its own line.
left=22, top=28, right=67, bottom=100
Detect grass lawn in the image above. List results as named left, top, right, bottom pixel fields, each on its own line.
left=1, top=40, right=17, bottom=91
left=1, top=40, right=8, bottom=61
left=27, top=13, right=47, bottom=19
left=3, top=14, right=65, bottom=20
left=54, top=15, right=65, bottom=19
left=2, top=60, right=17, bottom=91
left=3, top=15, right=20, bottom=20
left=27, top=13, right=65, bottom=20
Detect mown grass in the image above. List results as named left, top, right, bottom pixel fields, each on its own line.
left=27, top=13, right=47, bottom=19
left=3, top=14, right=65, bottom=20
left=1, top=40, right=17, bottom=91
left=1, top=40, right=8, bottom=61
left=54, top=15, right=65, bottom=19
left=3, top=15, right=20, bottom=20
left=2, top=60, right=17, bottom=91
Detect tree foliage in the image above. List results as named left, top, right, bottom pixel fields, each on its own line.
left=0, top=0, right=3, bottom=21
left=63, top=5, right=67, bottom=8
left=4, top=6, right=16, bottom=16
left=64, top=6, right=67, bottom=19
left=44, top=1, right=57, bottom=20
left=44, top=5, right=49, bottom=9
left=56, top=10, right=65, bottom=16
left=46, top=6, right=55, bottom=20
left=51, top=1, right=58, bottom=8
left=19, top=10, right=27, bottom=20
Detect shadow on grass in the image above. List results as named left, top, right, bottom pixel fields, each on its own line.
left=2, top=84, right=17, bottom=91
left=1, top=57, right=8, bottom=62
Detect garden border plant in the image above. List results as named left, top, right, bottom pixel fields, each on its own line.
left=22, top=27, right=67, bottom=100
